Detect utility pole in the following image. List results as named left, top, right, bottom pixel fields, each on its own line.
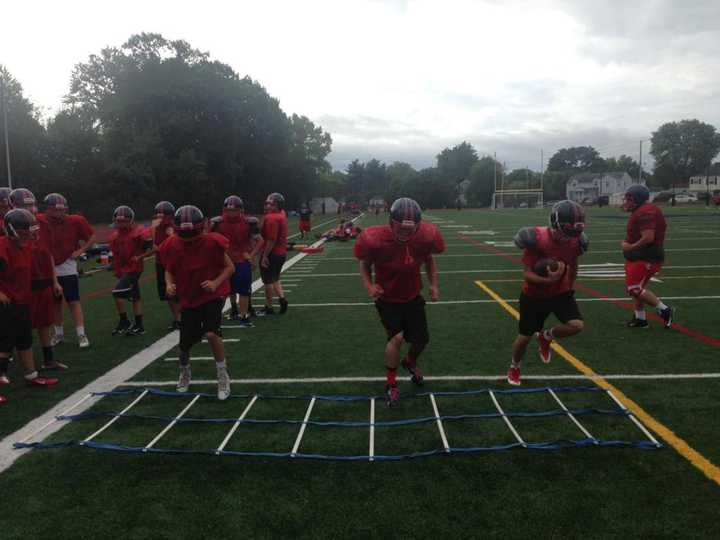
left=1, top=74, right=12, bottom=189
left=638, top=140, right=643, bottom=184
left=493, top=151, right=497, bottom=209
left=540, top=149, right=544, bottom=207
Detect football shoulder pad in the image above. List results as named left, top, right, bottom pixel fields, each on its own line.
left=514, top=227, right=537, bottom=250
left=579, top=232, right=589, bottom=254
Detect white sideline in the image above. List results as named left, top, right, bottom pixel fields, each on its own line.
left=120, top=373, right=720, bottom=385
left=0, top=214, right=356, bottom=475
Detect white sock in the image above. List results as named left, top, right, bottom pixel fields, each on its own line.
left=635, top=310, right=646, bottom=320
left=510, top=358, right=521, bottom=368
left=54, top=326, right=64, bottom=337
left=76, top=326, right=85, bottom=337
left=543, top=329, right=554, bottom=341
left=216, top=360, right=227, bottom=370
left=656, top=302, right=668, bottom=312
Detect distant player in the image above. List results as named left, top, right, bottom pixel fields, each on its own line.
left=109, top=206, right=153, bottom=337
left=621, top=184, right=674, bottom=328
left=0, top=209, right=59, bottom=403
left=246, top=216, right=263, bottom=318
left=151, top=201, right=181, bottom=330
left=508, top=200, right=588, bottom=386
left=259, top=192, right=289, bottom=315
left=43, top=193, right=95, bottom=348
left=212, top=195, right=255, bottom=327
left=10, top=189, right=67, bottom=372
left=354, top=198, right=445, bottom=407
left=158, top=205, right=235, bottom=400
left=298, top=203, right=312, bottom=239
left=0, top=187, right=10, bottom=231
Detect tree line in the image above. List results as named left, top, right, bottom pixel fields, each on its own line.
left=2, top=33, right=719, bottom=216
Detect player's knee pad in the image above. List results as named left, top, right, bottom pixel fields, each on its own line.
left=626, top=285, right=643, bottom=298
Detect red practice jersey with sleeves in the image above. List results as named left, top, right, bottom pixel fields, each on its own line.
left=521, top=226, right=584, bottom=298
left=158, top=233, right=231, bottom=309
left=354, top=222, right=445, bottom=303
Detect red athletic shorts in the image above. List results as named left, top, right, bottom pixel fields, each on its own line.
left=299, top=220, right=311, bottom=232
left=30, top=286, right=56, bottom=329
left=625, top=260, right=662, bottom=295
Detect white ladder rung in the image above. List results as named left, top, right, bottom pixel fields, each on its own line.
left=605, top=390, right=661, bottom=447
left=429, top=394, right=450, bottom=453
left=216, top=395, right=259, bottom=454
left=291, top=397, right=316, bottom=457
left=81, top=390, right=149, bottom=445
left=369, top=398, right=376, bottom=462
left=489, top=390, right=527, bottom=447
left=547, top=388, right=597, bottom=444
left=143, top=394, right=201, bottom=451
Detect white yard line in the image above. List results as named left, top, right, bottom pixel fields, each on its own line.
left=122, top=373, right=720, bottom=385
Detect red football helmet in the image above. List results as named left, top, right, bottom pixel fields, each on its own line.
left=174, top=205, right=205, bottom=239
left=389, top=197, right=422, bottom=243
left=9, top=188, right=37, bottom=215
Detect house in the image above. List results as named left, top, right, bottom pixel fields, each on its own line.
left=566, top=172, right=637, bottom=203
left=309, top=197, right=339, bottom=215
left=369, top=196, right=385, bottom=208
left=688, top=175, right=720, bottom=194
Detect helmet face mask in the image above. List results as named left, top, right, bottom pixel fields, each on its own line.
left=0, top=188, right=11, bottom=216
left=174, top=205, right=205, bottom=240
left=113, top=206, right=135, bottom=231
left=391, top=219, right=419, bottom=243
left=4, top=208, right=38, bottom=246
left=44, top=193, right=68, bottom=221
left=550, top=200, right=585, bottom=239
left=264, top=192, right=285, bottom=213
left=223, top=196, right=244, bottom=218
left=389, top=197, right=422, bottom=243
left=154, top=201, right=175, bottom=222
left=10, top=188, right=37, bottom=215
left=622, top=184, right=650, bottom=212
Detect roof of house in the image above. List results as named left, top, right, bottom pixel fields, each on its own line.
left=570, top=171, right=630, bottom=183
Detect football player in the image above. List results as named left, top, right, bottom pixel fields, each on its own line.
left=354, top=197, right=445, bottom=407
left=622, top=184, right=673, bottom=328
left=43, top=193, right=95, bottom=348
left=158, top=205, right=235, bottom=400
left=0, top=209, right=59, bottom=402
left=0, top=187, right=10, bottom=232
left=109, top=206, right=153, bottom=337
left=212, top=196, right=255, bottom=327
left=259, top=192, right=289, bottom=315
left=151, top=201, right=181, bottom=330
left=10, top=189, right=67, bottom=372
left=508, top=200, right=588, bottom=385
left=298, top=203, right=312, bottom=239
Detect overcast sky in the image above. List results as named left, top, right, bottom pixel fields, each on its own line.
left=2, top=0, right=718, bottom=171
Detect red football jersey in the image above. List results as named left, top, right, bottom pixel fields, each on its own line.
left=153, top=219, right=174, bottom=247
left=0, top=236, right=33, bottom=304
left=214, top=213, right=251, bottom=263
left=625, top=203, right=666, bottom=261
left=158, top=233, right=231, bottom=309
left=262, top=211, right=288, bottom=255
left=31, top=215, right=55, bottom=280
left=44, top=214, right=94, bottom=266
left=109, top=225, right=151, bottom=277
left=521, top=226, right=584, bottom=298
left=354, top=223, right=445, bottom=303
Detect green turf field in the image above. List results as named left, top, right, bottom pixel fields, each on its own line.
left=2, top=206, right=720, bottom=539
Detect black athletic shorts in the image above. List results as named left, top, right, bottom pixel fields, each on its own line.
left=57, top=274, right=80, bottom=302
left=179, top=298, right=224, bottom=351
left=0, top=303, right=33, bottom=354
left=375, top=295, right=429, bottom=345
left=260, top=253, right=286, bottom=284
left=518, top=291, right=583, bottom=336
left=112, top=272, right=142, bottom=301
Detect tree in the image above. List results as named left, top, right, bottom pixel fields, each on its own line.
left=386, top=162, right=418, bottom=202
left=605, top=154, right=643, bottom=180
left=547, top=146, right=605, bottom=172
left=466, top=156, right=501, bottom=207
left=436, top=141, right=478, bottom=184
left=651, top=119, right=720, bottom=183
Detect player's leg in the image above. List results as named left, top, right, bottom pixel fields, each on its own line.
left=272, top=255, right=288, bottom=314
left=400, top=296, right=429, bottom=385
left=236, top=262, right=253, bottom=327
left=509, top=294, right=548, bottom=385
left=15, top=306, right=58, bottom=386
left=126, top=276, right=145, bottom=336
left=63, top=274, right=87, bottom=347
left=538, top=292, right=584, bottom=363
left=203, top=300, right=230, bottom=400
left=39, top=325, right=67, bottom=371
left=177, top=306, right=201, bottom=393
left=111, top=274, right=133, bottom=335
left=52, top=295, right=65, bottom=346
left=376, top=299, right=404, bottom=406
left=639, top=287, right=673, bottom=328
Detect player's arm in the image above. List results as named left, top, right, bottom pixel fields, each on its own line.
left=72, top=233, right=96, bottom=259
left=359, top=260, right=383, bottom=300
left=622, top=229, right=655, bottom=252
left=50, top=254, right=63, bottom=298
left=165, top=268, right=176, bottom=298
left=523, top=264, right=565, bottom=284
left=0, top=255, right=9, bottom=304
left=133, top=239, right=155, bottom=262
left=425, top=255, right=439, bottom=301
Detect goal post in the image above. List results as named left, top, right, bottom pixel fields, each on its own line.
left=492, top=189, right=544, bottom=209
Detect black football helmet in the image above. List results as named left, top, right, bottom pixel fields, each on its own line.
left=9, top=188, right=37, bottom=213
left=113, top=206, right=135, bottom=229
left=246, top=216, right=260, bottom=236
left=264, top=192, right=285, bottom=212
left=623, top=184, right=650, bottom=212
left=550, top=200, right=585, bottom=238
left=44, top=193, right=68, bottom=220
left=389, top=197, right=422, bottom=242
left=174, top=205, right=205, bottom=239
left=223, top=195, right=244, bottom=210
left=154, top=201, right=176, bottom=219
left=4, top=208, right=38, bottom=243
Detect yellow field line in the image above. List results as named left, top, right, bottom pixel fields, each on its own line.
left=475, top=279, right=720, bottom=487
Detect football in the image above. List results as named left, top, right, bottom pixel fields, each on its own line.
left=533, top=258, right=561, bottom=277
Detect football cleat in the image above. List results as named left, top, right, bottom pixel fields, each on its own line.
left=50, top=334, right=64, bottom=347
left=507, top=366, right=521, bottom=386
left=217, top=368, right=231, bottom=401
left=40, top=361, right=69, bottom=371
left=256, top=306, right=275, bottom=317
left=125, top=323, right=146, bottom=337
left=659, top=307, right=674, bottom=329
left=177, top=367, right=191, bottom=393
left=26, top=376, right=59, bottom=386
left=385, top=384, right=400, bottom=407
left=236, top=317, right=254, bottom=329
left=401, top=358, right=424, bottom=386
left=626, top=318, right=649, bottom=328
left=0, top=374, right=10, bottom=385
left=279, top=297, right=288, bottom=314
left=78, top=334, right=90, bottom=348
left=112, top=319, right=132, bottom=336
left=0, top=394, right=6, bottom=404
left=538, top=332, right=552, bottom=364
